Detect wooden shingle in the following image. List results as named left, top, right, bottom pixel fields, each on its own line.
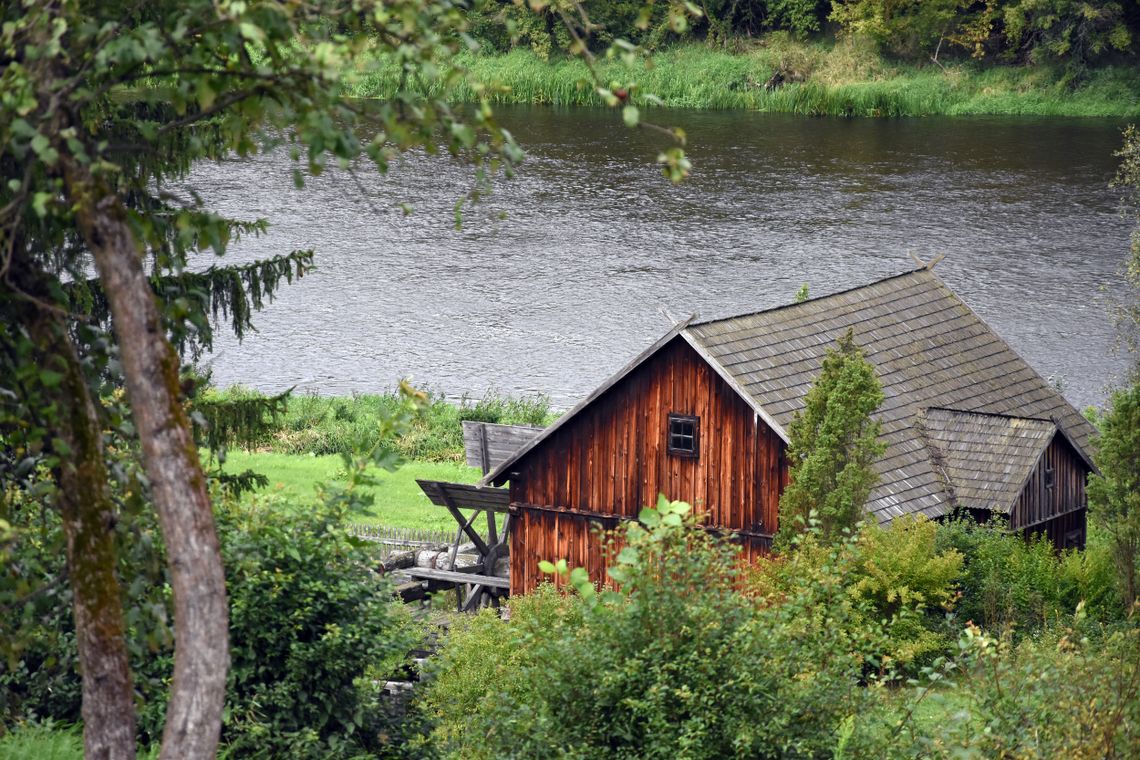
left=919, top=408, right=1055, bottom=514
left=685, top=268, right=1097, bottom=523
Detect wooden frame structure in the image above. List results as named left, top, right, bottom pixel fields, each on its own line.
left=405, top=421, right=543, bottom=610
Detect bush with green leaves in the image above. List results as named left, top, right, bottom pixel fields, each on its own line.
left=933, top=516, right=1130, bottom=634
left=209, top=498, right=418, bottom=757
left=0, top=459, right=169, bottom=733
left=1058, top=524, right=1125, bottom=621
left=855, top=618, right=1140, bottom=757
left=850, top=516, right=963, bottom=668
left=1, top=468, right=419, bottom=758
left=421, top=497, right=887, bottom=759
left=1088, top=380, right=1140, bottom=609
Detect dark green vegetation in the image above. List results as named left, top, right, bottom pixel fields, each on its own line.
left=0, top=0, right=530, bottom=754
left=2, top=454, right=420, bottom=759
left=1089, top=383, right=1140, bottom=608
left=466, top=0, right=1139, bottom=67
left=420, top=501, right=1138, bottom=759
left=343, top=1, right=1140, bottom=116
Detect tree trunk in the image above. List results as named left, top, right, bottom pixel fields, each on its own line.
left=65, top=163, right=229, bottom=760
left=15, top=282, right=137, bottom=760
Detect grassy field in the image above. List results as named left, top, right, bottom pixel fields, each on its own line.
left=345, top=38, right=1140, bottom=118
left=220, top=451, right=483, bottom=531
left=0, top=726, right=161, bottom=760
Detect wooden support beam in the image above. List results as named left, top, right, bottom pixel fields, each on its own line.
left=438, top=488, right=490, bottom=557
left=404, top=567, right=510, bottom=589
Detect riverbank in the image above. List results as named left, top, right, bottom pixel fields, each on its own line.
left=347, top=38, right=1140, bottom=118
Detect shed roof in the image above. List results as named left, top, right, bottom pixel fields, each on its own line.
left=487, top=267, right=1097, bottom=523
left=918, top=408, right=1056, bottom=514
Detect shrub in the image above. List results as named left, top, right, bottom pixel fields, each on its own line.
left=421, top=498, right=884, bottom=759
left=777, top=327, right=886, bottom=545
left=1, top=479, right=418, bottom=757
left=209, top=497, right=418, bottom=758
left=851, top=516, right=963, bottom=667
left=936, top=517, right=1074, bottom=633
left=861, top=620, right=1140, bottom=757
left=1059, top=524, right=1125, bottom=622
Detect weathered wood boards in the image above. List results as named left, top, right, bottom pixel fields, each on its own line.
left=460, top=421, right=543, bottom=475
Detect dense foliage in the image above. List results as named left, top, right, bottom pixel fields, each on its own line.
left=467, top=0, right=1139, bottom=66
left=1088, top=382, right=1140, bottom=609
left=0, top=476, right=417, bottom=758
left=777, top=327, right=886, bottom=543
left=421, top=501, right=1139, bottom=758
left=421, top=498, right=890, bottom=759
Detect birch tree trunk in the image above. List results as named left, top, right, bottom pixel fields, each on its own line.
left=65, top=163, right=229, bottom=760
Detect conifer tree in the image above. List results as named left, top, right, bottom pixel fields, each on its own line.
left=777, top=327, right=887, bottom=544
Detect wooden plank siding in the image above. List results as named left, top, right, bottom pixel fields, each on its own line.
left=509, top=504, right=775, bottom=595
left=507, top=337, right=786, bottom=594
left=1011, top=434, right=1088, bottom=549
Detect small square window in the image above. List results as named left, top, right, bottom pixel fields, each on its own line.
left=1044, top=463, right=1055, bottom=490
left=667, top=414, right=699, bottom=458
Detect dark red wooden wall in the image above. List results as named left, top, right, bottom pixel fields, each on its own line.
left=508, top=336, right=787, bottom=594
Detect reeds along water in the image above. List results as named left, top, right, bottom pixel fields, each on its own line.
left=346, top=44, right=1140, bottom=118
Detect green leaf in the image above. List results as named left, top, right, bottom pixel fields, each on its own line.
left=639, top=507, right=661, bottom=527
left=538, top=560, right=556, bottom=575
left=607, top=566, right=630, bottom=584
left=32, top=192, right=51, bottom=218
left=622, top=105, right=639, bottom=128
left=239, top=22, right=265, bottom=43
left=197, top=78, right=216, bottom=110
left=616, top=546, right=639, bottom=565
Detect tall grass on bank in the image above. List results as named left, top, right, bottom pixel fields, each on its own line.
left=345, top=38, right=1140, bottom=118
left=0, top=726, right=160, bottom=760
left=203, top=387, right=555, bottom=462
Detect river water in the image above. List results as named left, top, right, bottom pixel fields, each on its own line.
left=191, top=106, right=1135, bottom=411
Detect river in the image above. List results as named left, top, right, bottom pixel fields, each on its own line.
left=190, top=106, right=1135, bottom=411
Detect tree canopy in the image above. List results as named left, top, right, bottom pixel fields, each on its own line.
left=0, top=1, right=525, bottom=757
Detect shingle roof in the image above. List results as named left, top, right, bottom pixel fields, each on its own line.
left=919, top=408, right=1055, bottom=514
left=686, top=267, right=1098, bottom=523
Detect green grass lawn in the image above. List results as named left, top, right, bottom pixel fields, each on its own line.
left=219, top=451, right=483, bottom=531
left=0, top=726, right=162, bottom=760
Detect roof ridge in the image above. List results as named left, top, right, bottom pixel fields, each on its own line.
left=924, top=406, right=1057, bottom=425
left=689, top=266, right=928, bottom=327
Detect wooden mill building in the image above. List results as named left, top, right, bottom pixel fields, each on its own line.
left=482, top=267, right=1098, bottom=595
